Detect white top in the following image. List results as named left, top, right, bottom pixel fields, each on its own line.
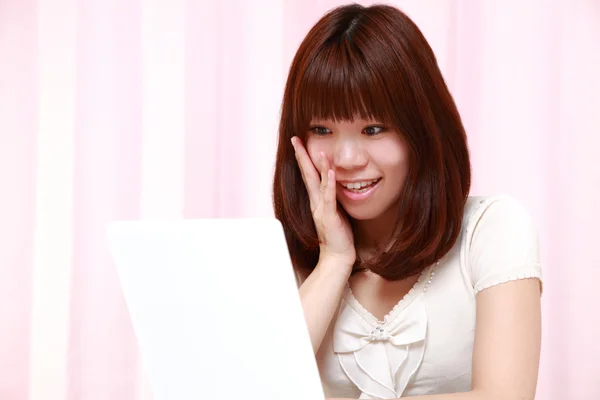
left=296, top=195, right=542, bottom=399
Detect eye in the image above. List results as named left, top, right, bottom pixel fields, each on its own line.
left=309, top=126, right=332, bottom=136
left=363, top=126, right=386, bottom=136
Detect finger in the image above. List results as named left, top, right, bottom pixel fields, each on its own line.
left=320, top=150, right=331, bottom=176
left=291, top=138, right=311, bottom=193
left=292, top=137, right=320, bottom=206
left=319, top=155, right=337, bottom=215
left=319, top=152, right=328, bottom=196
left=325, top=169, right=337, bottom=215
left=291, top=137, right=317, bottom=208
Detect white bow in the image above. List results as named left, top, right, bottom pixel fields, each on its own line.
left=332, top=295, right=428, bottom=399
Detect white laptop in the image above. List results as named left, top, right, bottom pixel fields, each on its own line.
left=106, top=218, right=325, bottom=400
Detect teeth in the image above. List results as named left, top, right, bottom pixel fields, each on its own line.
left=342, top=179, right=379, bottom=190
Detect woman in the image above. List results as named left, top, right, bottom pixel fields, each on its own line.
left=272, top=3, right=542, bottom=400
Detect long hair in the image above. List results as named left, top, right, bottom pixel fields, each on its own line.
left=272, top=3, right=471, bottom=281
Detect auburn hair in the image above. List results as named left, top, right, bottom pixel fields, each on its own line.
left=272, top=3, right=471, bottom=281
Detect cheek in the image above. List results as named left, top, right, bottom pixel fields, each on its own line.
left=306, top=140, right=332, bottom=165
left=371, top=139, right=409, bottom=170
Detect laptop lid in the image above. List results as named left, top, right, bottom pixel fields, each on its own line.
left=107, top=218, right=324, bottom=400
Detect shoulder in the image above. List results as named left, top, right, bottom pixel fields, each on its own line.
left=463, top=194, right=533, bottom=229
left=461, top=194, right=541, bottom=294
left=462, top=194, right=537, bottom=247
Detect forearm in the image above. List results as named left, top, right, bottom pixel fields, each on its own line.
left=298, top=258, right=351, bottom=354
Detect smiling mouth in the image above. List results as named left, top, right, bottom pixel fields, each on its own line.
left=339, top=178, right=382, bottom=193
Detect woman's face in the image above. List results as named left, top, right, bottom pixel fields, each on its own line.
left=305, top=117, right=409, bottom=221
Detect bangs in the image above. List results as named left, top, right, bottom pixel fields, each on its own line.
left=293, top=36, right=396, bottom=130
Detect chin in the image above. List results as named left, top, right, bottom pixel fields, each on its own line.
left=341, top=205, right=386, bottom=221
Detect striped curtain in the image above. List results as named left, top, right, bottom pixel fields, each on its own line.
left=1, top=0, right=598, bottom=399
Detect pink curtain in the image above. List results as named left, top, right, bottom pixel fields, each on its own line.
left=1, top=0, right=598, bottom=399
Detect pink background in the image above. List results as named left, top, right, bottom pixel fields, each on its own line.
left=1, top=0, right=599, bottom=399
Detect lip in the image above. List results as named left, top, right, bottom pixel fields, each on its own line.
left=337, top=178, right=380, bottom=184
left=338, top=178, right=382, bottom=202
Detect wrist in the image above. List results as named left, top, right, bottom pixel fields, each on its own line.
left=316, top=255, right=354, bottom=278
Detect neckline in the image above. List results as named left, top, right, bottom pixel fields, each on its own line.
left=343, top=261, right=439, bottom=328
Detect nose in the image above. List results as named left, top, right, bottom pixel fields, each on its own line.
left=332, top=138, right=368, bottom=170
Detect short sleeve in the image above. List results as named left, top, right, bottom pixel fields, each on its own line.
left=467, top=195, right=542, bottom=294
